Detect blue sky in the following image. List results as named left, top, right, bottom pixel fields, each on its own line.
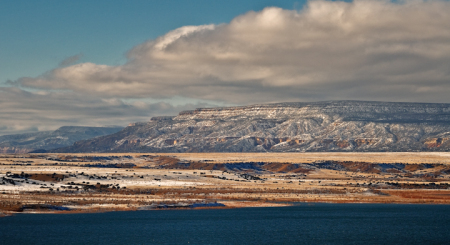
left=0, top=0, right=303, bottom=85
left=1, top=0, right=450, bottom=135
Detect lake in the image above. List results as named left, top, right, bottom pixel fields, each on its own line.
left=1, top=203, right=449, bottom=244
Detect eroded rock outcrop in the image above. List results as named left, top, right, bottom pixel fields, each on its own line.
left=53, top=101, right=450, bottom=153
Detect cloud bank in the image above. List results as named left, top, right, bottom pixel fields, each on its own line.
left=0, top=87, right=208, bottom=135
left=3, top=0, right=450, bottom=134
left=17, top=0, right=450, bottom=104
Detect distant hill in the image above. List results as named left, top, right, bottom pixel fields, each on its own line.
left=0, top=126, right=123, bottom=153
left=53, top=101, right=450, bottom=153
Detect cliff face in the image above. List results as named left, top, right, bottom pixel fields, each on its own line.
left=0, top=126, right=123, bottom=153
left=54, top=101, right=450, bottom=153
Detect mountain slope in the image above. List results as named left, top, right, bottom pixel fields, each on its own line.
left=0, top=126, right=124, bottom=153
left=53, top=101, right=450, bottom=153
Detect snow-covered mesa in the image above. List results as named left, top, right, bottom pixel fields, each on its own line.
left=54, top=101, right=450, bottom=153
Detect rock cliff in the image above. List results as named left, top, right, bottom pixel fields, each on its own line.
left=53, top=101, right=450, bottom=153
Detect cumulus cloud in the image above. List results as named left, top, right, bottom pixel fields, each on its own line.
left=15, top=0, right=450, bottom=104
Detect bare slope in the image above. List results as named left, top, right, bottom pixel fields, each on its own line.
left=54, top=101, right=450, bottom=153
left=0, top=126, right=123, bottom=153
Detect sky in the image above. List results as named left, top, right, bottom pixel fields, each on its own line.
left=1, top=0, right=450, bottom=135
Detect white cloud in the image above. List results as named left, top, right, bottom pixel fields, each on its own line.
left=15, top=0, right=450, bottom=104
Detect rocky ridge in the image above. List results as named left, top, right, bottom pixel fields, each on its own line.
left=53, top=101, right=450, bottom=153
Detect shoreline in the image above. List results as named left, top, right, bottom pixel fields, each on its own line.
left=3, top=198, right=450, bottom=217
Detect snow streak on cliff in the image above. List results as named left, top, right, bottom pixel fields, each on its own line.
left=54, top=101, right=450, bottom=153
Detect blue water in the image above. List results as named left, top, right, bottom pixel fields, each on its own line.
left=1, top=203, right=449, bottom=244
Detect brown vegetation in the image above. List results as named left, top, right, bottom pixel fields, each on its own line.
left=1, top=152, right=450, bottom=215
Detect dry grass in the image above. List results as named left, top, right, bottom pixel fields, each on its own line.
left=1, top=152, right=450, bottom=214
left=158, top=152, right=450, bottom=164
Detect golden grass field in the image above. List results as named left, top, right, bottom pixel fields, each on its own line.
left=160, top=152, right=450, bottom=164
left=1, top=152, right=450, bottom=215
